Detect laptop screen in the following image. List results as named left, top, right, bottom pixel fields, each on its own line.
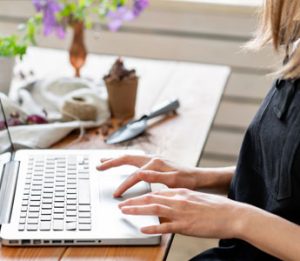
left=0, top=99, right=15, bottom=153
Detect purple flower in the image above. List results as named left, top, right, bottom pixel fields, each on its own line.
left=32, top=0, right=65, bottom=39
left=107, top=6, right=135, bottom=32
left=32, top=0, right=47, bottom=11
left=132, top=0, right=149, bottom=16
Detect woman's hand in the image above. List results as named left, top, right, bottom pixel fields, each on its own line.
left=119, top=188, right=246, bottom=238
left=97, top=155, right=199, bottom=197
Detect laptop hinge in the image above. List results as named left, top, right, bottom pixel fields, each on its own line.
left=0, top=161, right=20, bottom=224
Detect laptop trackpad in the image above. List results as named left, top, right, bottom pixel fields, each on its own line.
left=97, top=166, right=158, bottom=236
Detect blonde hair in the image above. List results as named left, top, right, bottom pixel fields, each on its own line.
left=248, top=0, right=300, bottom=79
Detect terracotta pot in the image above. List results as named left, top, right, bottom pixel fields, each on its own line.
left=69, top=21, right=87, bottom=77
left=105, top=77, right=138, bottom=119
left=0, top=57, right=15, bottom=95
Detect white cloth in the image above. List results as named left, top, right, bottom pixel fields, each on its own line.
left=0, top=77, right=110, bottom=152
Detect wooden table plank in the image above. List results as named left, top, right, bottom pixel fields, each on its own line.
left=0, top=246, right=66, bottom=261
left=61, top=233, right=170, bottom=261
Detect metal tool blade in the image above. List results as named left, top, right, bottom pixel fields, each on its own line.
left=105, top=99, right=180, bottom=145
left=105, top=118, right=147, bottom=144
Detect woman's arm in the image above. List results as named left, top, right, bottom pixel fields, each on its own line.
left=194, top=166, right=235, bottom=192
left=237, top=205, right=300, bottom=261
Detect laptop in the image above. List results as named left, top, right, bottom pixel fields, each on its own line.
left=0, top=98, right=161, bottom=246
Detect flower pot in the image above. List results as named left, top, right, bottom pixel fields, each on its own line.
left=105, top=77, right=138, bottom=119
left=0, top=57, right=15, bottom=95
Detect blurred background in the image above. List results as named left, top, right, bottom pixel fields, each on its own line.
left=0, top=0, right=280, bottom=259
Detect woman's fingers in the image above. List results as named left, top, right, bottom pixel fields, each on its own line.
left=119, top=193, right=176, bottom=208
left=141, top=222, right=176, bottom=234
left=113, top=171, right=143, bottom=198
left=120, top=204, right=173, bottom=219
left=113, top=170, right=175, bottom=197
left=152, top=188, right=189, bottom=197
left=96, top=155, right=152, bottom=170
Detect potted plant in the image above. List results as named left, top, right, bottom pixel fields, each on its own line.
left=0, top=35, right=27, bottom=95
left=104, top=58, right=138, bottom=119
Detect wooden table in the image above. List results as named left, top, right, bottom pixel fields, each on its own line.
left=2, top=47, right=230, bottom=260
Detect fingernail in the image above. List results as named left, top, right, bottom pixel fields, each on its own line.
left=141, top=227, right=151, bottom=234
left=113, top=192, right=121, bottom=198
left=121, top=207, right=131, bottom=213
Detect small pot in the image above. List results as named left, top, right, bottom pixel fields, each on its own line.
left=0, top=57, right=15, bottom=95
left=105, top=77, right=138, bottom=119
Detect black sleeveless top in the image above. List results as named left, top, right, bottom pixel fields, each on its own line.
left=191, top=79, right=300, bottom=261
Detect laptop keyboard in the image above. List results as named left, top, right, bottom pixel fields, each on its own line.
left=18, top=155, right=92, bottom=232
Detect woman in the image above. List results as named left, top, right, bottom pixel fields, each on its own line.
left=97, top=1, right=300, bottom=260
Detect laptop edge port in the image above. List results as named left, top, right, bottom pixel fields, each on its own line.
left=9, top=240, right=19, bottom=244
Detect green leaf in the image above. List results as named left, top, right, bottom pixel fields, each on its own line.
left=0, top=35, right=27, bottom=59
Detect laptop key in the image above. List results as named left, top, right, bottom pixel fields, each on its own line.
left=54, top=208, right=64, bottom=214
left=66, top=184, right=77, bottom=189
left=22, top=200, right=29, bottom=206
left=78, top=179, right=90, bottom=205
left=79, top=218, right=91, bottom=224
left=29, top=206, right=39, bottom=212
left=66, top=217, right=77, bottom=223
left=44, top=184, right=54, bottom=189
left=31, top=191, right=41, bottom=196
left=66, top=194, right=77, bottom=200
left=27, top=224, right=38, bottom=231
left=78, top=224, right=91, bottom=231
left=18, top=224, right=25, bottom=231
left=29, top=201, right=41, bottom=207
left=40, top=215, right=51, bottom=221
left=41, top=204, right=52, bottom=209
left=30, top=195, right=41, bottom=201
left=40, top=221, right=51, bottom=231
left=54, top=213, right=64, bottom=219
left=78, top=212, right=91, bottom=218
left=53, top=220, right=64, bottom=231
left=42, top=193, right=53, bottom=199
left=27, top=218, right=38, bottom=224
left=19, top=218, right=26, bottom=224
left=22, top=195, right=30, bottom=201
left=67, top=189, right=77, bottom=194
left=78, top=205, right=90, bottom=212
left=54, top=197, right=65, bottom=203
left=20, top=211, right=27, bottom=218
left=66, top=222, right=77, bottom=231
left=66, top=205, right=77, bottom=211
left=66, top=199, right=77, bottom=205
left=54, top=202, right=64, bottom=208
left=42, top=198, right=53, bottom=204
left=66, top=210, right=77, bottom=217
left=28, top=212, right=39, bottom=218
